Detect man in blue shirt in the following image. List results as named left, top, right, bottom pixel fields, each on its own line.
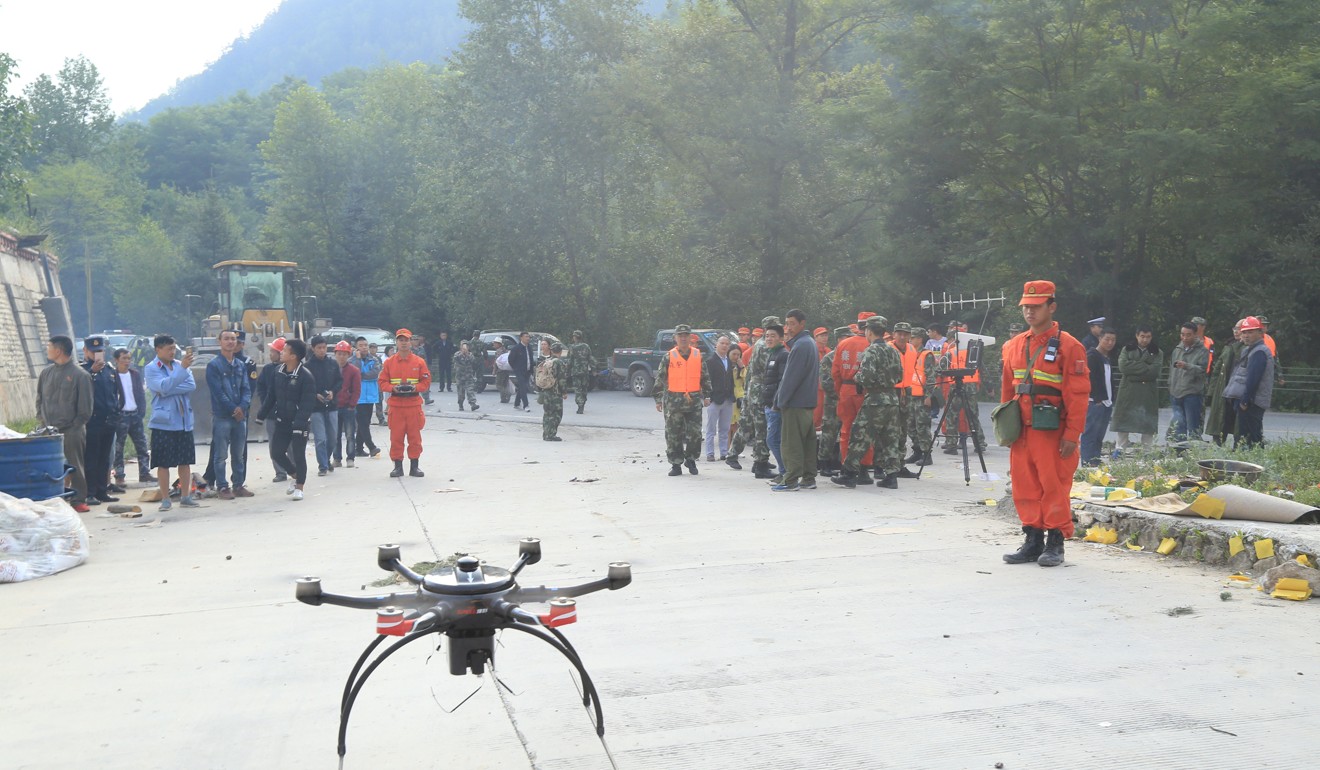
left=206, top=330, right=253, bottom=499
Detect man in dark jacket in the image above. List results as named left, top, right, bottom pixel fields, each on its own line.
left=510, top=331, right=534, bottom=411
left=761, top=325, right=789, bottom=481
left=435, top=331, right=456, bottom=392
left=704, top=335, right=737, bottom=461
left=1223, top=316, right=1274, bottom=449
left=203, top=329, right=253, bottom=499
left=111, top=347, right=151, bottom=486
left=304, top=336, right=342, bottom=476
left=1080, top=328, right=1118, bottom=465
left=256, top=339, right=288, bottom=481
left=81, top=337, right=123, bottom=505
left=773, top=309, right=821, bottom=490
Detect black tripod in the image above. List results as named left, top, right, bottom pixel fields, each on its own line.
left=934, top=370, right=988, bottom=485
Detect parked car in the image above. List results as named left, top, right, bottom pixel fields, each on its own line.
left=321, top=326, right=395, bottom=350
left=474, top=330, right=562, bottom=391
left=612, top=328, right=738, bottom=397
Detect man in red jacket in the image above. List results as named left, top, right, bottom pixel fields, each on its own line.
left=333, top=341, right=362, bottom=468
left=1001, top=280, right=1090, bottom=567
left=379, top=329, right=432, bottom=478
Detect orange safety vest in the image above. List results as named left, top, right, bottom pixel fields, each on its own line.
left=892, top=342, right=916, bottom=393
left=1264, top=334, right=1277, bottom=357
left=1203, top=334, right=1215, bottom=373
left=913, top=350, right=933, bottom=397
left=666, top=347, right=703, bottom=392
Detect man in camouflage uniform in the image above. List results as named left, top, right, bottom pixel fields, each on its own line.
left=726, top=315, right=779, bottom=478
left=654, top=324, right=712, bottom=476
left=538, top=341, right=569, bottom=440
left=568, top=330, right=593, bottom=414
left=452, top=342, right=481, bottom=411
left=832, top=316, right=905, bottom=489
left=817, top=325, right=849, bottom=477
left=906, top=325, right=939, bottom=466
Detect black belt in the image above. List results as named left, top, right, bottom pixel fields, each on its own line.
left=1015, top=384, right=1061, bottom=397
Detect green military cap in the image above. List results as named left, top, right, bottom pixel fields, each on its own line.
left=761, top=315, right=781, bottom=327
left=910, top=326, right=927, bottom=335
left=893, top=322, right=912, bottom=333
left=674, top=323, right=692, bottom=334
left=833, top=326, right=851, bottom=337
left=572, top=330, right=584, bottom=338
left=551, top=342, right=566, bottom=352
left=865, top=315, right=889, bottom=332
left=1255, top=314, right=1270, bottom=326
left=1189, top=316, right=1207, bottom=326
left=1008, top=322, right=1024, bottom=333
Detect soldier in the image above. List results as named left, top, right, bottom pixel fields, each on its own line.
left=568, top=330, right=593, bottom=414
left=832, top=316, right=904, bottom=489
left=537, top=341, right=569, bottom=441
left=452, top=342, right=481, bottom=411
left=817, top=326, right=850, bottom=476
left=890, top=322, right=919, bottom=480
left=654, top=324, right=712, bottom=476
left=906, top=326, right=939, bottom=466
left=726, top=315, right=779, bottom=477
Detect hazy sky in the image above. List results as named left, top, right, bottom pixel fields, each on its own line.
left=1, top=0, right=285, bottom=114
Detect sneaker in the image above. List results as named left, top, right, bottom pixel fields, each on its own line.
left=72, top=502, right=91, bottom=513
left=233, top=486, right=254, bottom=498
left=291, top=489, right=304, bottom=501
left=706, top=455, right=715, bottom=462
left=333, top=459, right=342, bottom=468
left=770, top=483, right=800, bottom=492
left=108, top=483, right=127, bottom=494
left=179, top=496, right=200, bottom=508
left=800, top=481, right=817, bottom=489
left=346, top=459, right=354, bottom=468
left=317, top=468, right=327, bottom=477
left=94, top=494, right=119, bottom=503
left=217, top=488, right=235, bottom=500
left=273, top=473, right=287, bottom=483
left=86, top=497, right=102, bottom=506
left=157, top=499, right=171, bottom=512
left=287, top=479, right=297, bottom=495
left=370, top=448, right=381, bottom=459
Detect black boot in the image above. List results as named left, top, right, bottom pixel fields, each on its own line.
left=685, top=459, right=699, bottom=475
left=576, top=405, right=584, bottom=414
left=471, top=403, right=480, bottom=411
left=904, top=449, right=921, bottom=464
left=390, top=461, right=404, bottom=478
left=876, top=472, right=898, bottom=489
left=409, top=459, right=425, bottom=477
left=1038, top=530, right=1066, bottom=567
left=856, top=466, right=873, bottom=485
left=897, top=466, right=920, bottom=479
left=831, top=470, right=857, bottom=488
left=819, top=458, right=837, bottom=478
left=458, top=402, right=465, bottom=411
left=1003, top=527, right=1045, bottom=564
left=725, top=455, right=743, bottom=470
left=918, top=451, right=934, bottom=466
left=668, top=464, right=683, bottom=476
left=942, top=446, right=959, bottom=455
left=751, top=460, right=770, bottom=479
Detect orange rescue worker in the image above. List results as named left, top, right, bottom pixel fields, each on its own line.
left=1001, top=281, right=1090, bottom=568
left=379, top=329, right=432, bottom=478
left=833, top=311, right=877, bottom=482
left=737, top=327, right=753, bottom=356
left=813, top=326, right=831, bottom=429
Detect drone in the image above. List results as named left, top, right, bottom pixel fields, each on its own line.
left=295, top=538, right=632, bottom=764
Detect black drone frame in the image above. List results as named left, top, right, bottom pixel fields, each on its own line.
left=294, top=538, right=631, bottom=763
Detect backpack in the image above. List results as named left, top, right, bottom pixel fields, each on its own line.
left=534, top=358, right=557, bottom=389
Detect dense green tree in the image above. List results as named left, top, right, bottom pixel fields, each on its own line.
left=0, top=53, right=30, bottom=205
left=23, top=56, right=114, bottom=165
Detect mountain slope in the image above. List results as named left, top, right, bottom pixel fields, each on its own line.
left=128, top=0, right=468, bottom=120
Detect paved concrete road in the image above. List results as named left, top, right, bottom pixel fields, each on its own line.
left=3, top=393, right=1316, bottom=769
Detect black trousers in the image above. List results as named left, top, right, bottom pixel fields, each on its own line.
left=514, top=372, right=531, bottom=408
left=355, top=404, right=378, bottom=453
left=437, top=361, right=453, bottom=389
left=1234, top=401, right=1265, bottom=449
left=270, top=424, right=309, bottom=485
left=84, top=421, right=117, bottom=499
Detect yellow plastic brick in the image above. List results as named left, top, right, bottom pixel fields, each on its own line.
left=1125, top=543, right=1143, bottom=551
left=1298, top=554, right=1313, bottom=568
left=1188, top=494, right=1226, bottom=520
left=1270, top=578, right=1313, bottom=601
left=1157, top=538, right=1178, bottom=555
left=1228, top=536, right=1244, bottom=557
left=1254, top=539, right=1275, bottom=559
left=1083, top=527, right=1118, bottom=544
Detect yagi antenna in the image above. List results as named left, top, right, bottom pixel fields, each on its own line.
left=920, top=291, right=1008, bottom=315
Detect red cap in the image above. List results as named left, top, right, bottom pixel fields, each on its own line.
left=394, top=328, right=412, bottom=339
left=857, top=311, right=876, bottom=322
left=752, top=328, right=764, bottom=337
left=1019, top=280, right=1055, bottom=306
left=1238, top=316, right=1264, bottom=331
left=268, top=337, right=286, bottom=352
left=738, top=327, right=751, bottom=334
left=334, top=340, right=352, bottom=352
left=813, top=327, right=828, bottom=337
left=849, top=324, right=861, bottom=335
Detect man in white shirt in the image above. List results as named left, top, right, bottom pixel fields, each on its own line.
left=1080, top=328, right=1118, bottom=466
left=111, top=348, right=152, bottom=487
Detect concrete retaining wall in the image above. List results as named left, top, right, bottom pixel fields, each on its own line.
left=0, top=231, right=69, bottom=426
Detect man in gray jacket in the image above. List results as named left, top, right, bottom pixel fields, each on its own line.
left=36, top=335, right=94, bottom=512
left=773, top=309, right=820, bottom=491
left=1169, top=322, right=1210, bottom=442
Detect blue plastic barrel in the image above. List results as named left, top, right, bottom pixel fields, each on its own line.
left=0, top=434, right=73, bottom=501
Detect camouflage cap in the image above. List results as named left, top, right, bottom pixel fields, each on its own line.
left=893, top=322, right=912, bottom=333
left=572, top=330, right=584, bottom=338
left=674, top=323, right=692, bottom=334
left=865, top=315, right=889, bottom=333
left=1189, top=317, right=1207, bottom=326
left=833, top=326, right=852, bottom=337
left=910, top=326, right=927, bottom=335
left=551, top=342, right=566, bottom=352
left=1008, top=322, right=1025, bottom=333
left=761, top=315, right=781, bottom=327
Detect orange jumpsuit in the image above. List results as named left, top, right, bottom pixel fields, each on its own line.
left=1001, top=322, right=1089, bottom=537
left=379, top=352, right=432, bottom=460
left=813, top=344, right=831, bottom=429
left=832, top=335, right=873, bottom=465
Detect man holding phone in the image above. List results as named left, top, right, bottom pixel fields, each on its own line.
left=304, top=335, right=342, bottom=477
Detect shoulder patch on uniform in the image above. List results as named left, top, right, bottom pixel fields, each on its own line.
left=1074, top=360, right=1086, bottom=374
